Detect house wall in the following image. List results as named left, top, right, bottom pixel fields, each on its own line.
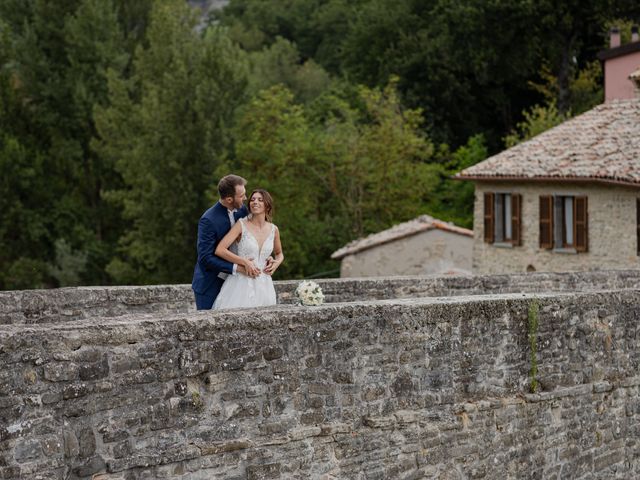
left=339, top=229, right=472, bottom=277
left=604, top=49, right=640, bottom=101
left=472, top=182, right=640, bottom=274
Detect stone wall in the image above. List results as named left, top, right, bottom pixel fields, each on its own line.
left=3, top=269, right=640, bottom=325
left=1, top=287, right=640, bottom=479
left=472, top=182, right=640, bottom=274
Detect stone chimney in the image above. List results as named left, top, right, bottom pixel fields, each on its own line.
left=609, top=27, right=621, bottom=48
left=598, top=26, right=640, bottom=101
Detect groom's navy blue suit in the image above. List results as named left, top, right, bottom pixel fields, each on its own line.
left=192, top=202, right=248, bottom=309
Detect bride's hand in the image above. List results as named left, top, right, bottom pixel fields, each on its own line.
left=263, top=256, right=278, bottom=276
left=243, top=258, right=261, bottom=278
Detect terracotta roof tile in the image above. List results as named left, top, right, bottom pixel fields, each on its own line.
left=455, top=99, right=640, bottom=186
left=331, top=215, right=473, bottom=260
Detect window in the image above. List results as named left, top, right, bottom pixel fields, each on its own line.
left=539, top=195, right=588, bottom=251
left=483, top=192, right=521, bottom=245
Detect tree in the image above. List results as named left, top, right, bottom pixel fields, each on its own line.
left=95, top=0, right=249, bottom=284
left=247, top=36, right=331, bottom=104
left=228, top=85, right=328, bottom=278
left=534, top=1, right=640, bottom=114
left=428, top=135, right=488, bottom=229
left=0, top=0, right=129, bottom=288
left=230, top=79, right=440, bottom=277
left=503, top=102, right=566, bottom=148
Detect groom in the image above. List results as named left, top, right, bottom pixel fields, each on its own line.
left=192, top=174, right=260, bottom=310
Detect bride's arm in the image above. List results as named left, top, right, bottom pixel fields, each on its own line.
left=264, top=226, right=284, bottom=275
left=215, top=223, right=260, bottom=277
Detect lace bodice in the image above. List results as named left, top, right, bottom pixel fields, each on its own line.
left=237, top=219, right=276, bottom=269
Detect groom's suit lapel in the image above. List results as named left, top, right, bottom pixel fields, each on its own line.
left=213, top=202, right=232, bottom=229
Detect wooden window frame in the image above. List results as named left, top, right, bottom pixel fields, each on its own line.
left=540, top=194, right=588, bottom=252
left=484, top=192, right=494, bottom=244
left=485, top=191, right=521, bottom=246
left=574, top=196, right=588, bottom=252
left=539, top=196, right=553, bottom=249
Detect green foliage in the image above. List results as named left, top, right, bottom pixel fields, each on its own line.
left=227, top=85, right=333, bottom=278
left=248, top=37, right=331, bottom=104
left=0, top=0, right=132, bottom=289
left=48, top=239, right=88, bottom=287
left=506, top=58, right=603, bottom=148
left=321, top=78, right=438, bottom=237
left=570, top=61, right=603, bottom=115
left=230, top=78, right=439, bottom=278
left=427, top=135, right=488, bottom=229
left=503, top=102, right=566, bottom=148
left=4, top=257, right=48, bottom=291
left=2, top=0, right=639, bottom=289
left=218, top=0, right=545, bottom=147
left=95, top=1, right=249, bottom=284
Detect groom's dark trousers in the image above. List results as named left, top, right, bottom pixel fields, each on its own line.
left=192, top=202, right=248, bottom=310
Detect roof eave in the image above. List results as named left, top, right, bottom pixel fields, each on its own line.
left=331, top=226, right=433, bottom=260
left=597, top=41, right=640, bottom=61
left=454, top=175, right=640, bottom=188
left=331, top=222, right=473, bottom=260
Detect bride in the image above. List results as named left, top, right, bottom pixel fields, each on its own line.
left=212, top=189, right=284, bottom=309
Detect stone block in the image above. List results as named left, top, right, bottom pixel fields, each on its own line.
left=72, top=455, right=106, bottom=477
left=262, top=347, right=283, bottom=361
left=308, top=383, right=335, bottom=396
left=332, top=371, right=353, bottom=384
left=78, top=427, right=96, bottom=458
left=43, top=363, right=79, bottom=382
left=63, top=430, right=79, bottom=458
left=14, top=439, right=42, bottom=463
left=79, top=357, right=109, bottom=381
left=300, top=411, right=325, bottom=425
left=246, top=463, right=281, bottom=480
left=62, top=383, right=91, bottom=400
left=362, top=384, right=386, bottom=401
left=200, top=439, right=253, bottom=455
left=41, top=436, right=63, bottom=457
left=113, top=441, right=132, bottom=459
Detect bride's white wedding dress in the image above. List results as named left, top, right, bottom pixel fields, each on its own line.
left=213, top=219, right=277, bottom=309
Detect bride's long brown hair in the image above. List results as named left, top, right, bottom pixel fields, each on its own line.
left=248, top=189, right=274, bottom=222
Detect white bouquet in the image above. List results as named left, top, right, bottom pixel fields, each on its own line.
left=295, top=280, right=325, bottom=306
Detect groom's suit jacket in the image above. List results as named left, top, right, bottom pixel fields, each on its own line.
left=192, top=202, right=249, bottom=300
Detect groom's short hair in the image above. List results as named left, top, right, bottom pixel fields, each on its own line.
left=218, top=174, right=247, bottom=199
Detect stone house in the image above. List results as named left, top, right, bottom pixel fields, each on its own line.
left=455, top=29, right=640, bottom=274
left=331, top=215, right=473, bottom=277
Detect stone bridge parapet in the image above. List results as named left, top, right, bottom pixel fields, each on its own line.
left=1, top=272, right=640, bottom=478
left=2, top=269, right=640, bottom=325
